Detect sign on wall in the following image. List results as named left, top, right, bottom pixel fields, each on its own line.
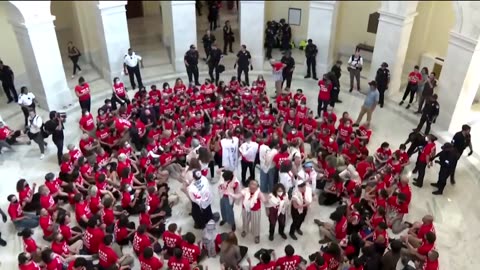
left=288, top=8, right=301, bottom=26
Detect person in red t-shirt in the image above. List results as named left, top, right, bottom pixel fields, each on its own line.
left=168, top=248, right=191, bottom=270
left=399, top=65, right=423, bottom=108
left=112, top=77, right=129, bottom=110
left=82, top=217, right=105, bottom=255
left=275, top=244, right=302, bottom=270
left=249, top=251, right=277, bottom=270
left=75, top=77, right=91, bottom=112
left=98, top=234, right=134, bottom=269
left=180, top=232, right=201, bottom=265
left=386, top=193, right=409, bottom=234
left=404, top=231, right=436, bottom=264
left=133, top=224, right=153, bottom=256
left=79, top=109, right=95, bottom=134
left=18, top=252, right=42, bottom=270
left=314, top=209, right=347, bottom=244
left=317, top=75, right=333, bottom=117
left=412, top=134, right=436, bottom=188
left=162, top=223, right=183, bottom=257
left=139, top=247, right=164, bottom=270
left=306, top=253, right=327, bottom=270
left=417, top=250, right=439, bottom=270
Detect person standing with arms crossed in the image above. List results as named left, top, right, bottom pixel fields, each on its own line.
left=223, top=20, right=234, bottom=55
left=184, top=45, right=201, bottom=86
left=74, top=77, right=91, bottom=113
left=123, top=48, right=144, bottom=90
left=207, top=43, right=223, bottom=85
left=375, top=62, right=390, bottom=108
left=281, top=51, right=295, bottom=89
left=353, top=81, right=379, bottom=128
left=0, top=60, right=18, bottom=103
left=347, top=48, right=363, bottom=92
left=450, top=124, right=473, bottom=185
left=235, top=45, right=252, bottom=86
left=304, top=39, right=318, bottom=80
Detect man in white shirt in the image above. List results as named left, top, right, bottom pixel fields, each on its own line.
left=123, top=48, right=144, bottom=90
left=17, top=86, right=36, bottom=127
left=27, top=109, right=46, bottom=159
left=347, top=48, right=363, bottom=92
left=239, top=131, right=259, bottom=186
left=184, top=170, right=214, bottom=229
left=259, top=139, right=279, bottom=193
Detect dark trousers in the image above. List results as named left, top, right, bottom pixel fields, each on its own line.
left=209, top=18, right=218, bottom=31
left=224, top=38, right=233, bottom=54
left=240, top=160, right=254, bottom=186
left=70, top=55, right=81, bottom=75
left=126, top=64, right=143, bottom=90
left=79, top=99, right=91, bottom=113
left=204, top=46, right=211, bottom=60
left=402, top=82, right=417, bottom=104
left=289, top=208, right=307, bottom=234
left=415, top=115, right=432, bottom=135
left=407, top=143, right=419, bottom=158
left=191, top=203, right=213, bottom=229
left=413, top=160, right=427, bottom=186
left=377, top=85, right=386, bottom=106
left=450, top=156, right=460, bottom=183
left=317, top=98, right=329, bottom=116
left=186, top=65, right=200, bottom=85
left=282, top=70, right=293, bottom=88
left=268, top=208, right=285, bottom=237
left=53, top=138, right=64, bottom=165
left=111, top=95, right=129, bottom=111
left=21, top=105, right=32, bottom=126
left=330, top=89, right=340, bottom=107
left=2, top=81, right=18, bottom=102
left=208, top=64, right=220, bottom=85
left=266, top=44, right=273, bottom=59
left=436, top=168, right=451, bottom=193
left=306, top=56, right=316, bottom=78
left=281, top=38, right=290, bottom=51
left=237, top=66, right=249, bottom=85
left=29, top=132, right=45, bottom=154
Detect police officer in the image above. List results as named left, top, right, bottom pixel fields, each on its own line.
left=430, top=142, right=457, bottom=195
left=330, top=60, right=343, bottom=104
left=202, top=30, right=216, bottom=61
left=304, top=39, right=318, bottom=80
left=413, top=94, right=439, bottom=135
left=450, top=124, right=473, bottom=185
left=265, top=21, right=276, bottom=60
left=0, top=60, right=18, bottom=103
left=279, top=19, right=292, bottom=52
left=207, top=43, right=223, bottom=85
left=234, top=45, right=252, bottom=85
left=223, top=20, right=234, bottom=55
left=281, top=50, right=295, bottom=89
left=404, top=130, right=426, bottom=158
left=184, top=45, right=200, bottom=86
left=375, top=62, right=390, bottom=108
left=44, top=111, right=65, bottom=165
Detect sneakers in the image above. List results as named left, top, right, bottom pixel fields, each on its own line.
left=40, top=154, right=45, bottom=160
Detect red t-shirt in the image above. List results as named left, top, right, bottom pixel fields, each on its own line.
left=417, top=223, right=435, bottom=240
left=98, top=243, right=119, bottom=268
left=8, top=202, right=23, bottom=220
left=273, top=152, right=290, bottom=169
left=335, top=216, right=348, bottom=240
left=387, top=196, right=409, bottom=215
left=167, top=256, right=190, bottom=270
left=423, top=259, right=439, bottom=270
left=40, top=194, right=55, bottom=213
left=276, top=255, right=302, bottom=270
left=113, top=82, right=126, bottom=97
left=114, top=221, right=130, bottom=243
left=139, top=254, right=164, bottom=270
left=51, top=240, right=69, bottom=257
left=19, top=262, right=41, bottom=270
left=419, top=142, right=435, bottom=163
left=408, top=71, right=422, bottom=84
left=163, top=231, right=182, bottom=249
left=253, top=262, right=277, bottom=270
left=75, top=83, right=91, bottom=101
left=75, top=201, right=92, bottom=223
left=60, top=224, right=73, bottom=241
left=79, top=137, right=95, bottom=156
left=83, top=227, right=105, bottom=254
left=133, top=232, right=151, bottom=255
left=318, top=80, right=332, bottom=100
left=417, top=240, right=435, bottom=256
left=322, top=252, right=341, bottom=270
left=0, top=126, right=11, bottom=140
left=181, top=241, right=201, bottom=264
left=45, top=257, right=63, bottom=270
left=24, top=237, right=38, bottom=253
left=79, top=114, right=95, bottom=131
left=40, top=215, right=54, bottom=237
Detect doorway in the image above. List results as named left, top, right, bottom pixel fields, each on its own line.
left=126, top=1, right=144, bottom=19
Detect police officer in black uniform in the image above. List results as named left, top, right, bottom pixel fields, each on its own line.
left=184, top=45, right=200, bottom=86
left=202, top=30, right=216, bottom=61
left=223, top=20, right=234, bottom=55
left=0, top=60, right=18, bottom=103
left=44, top=111, right=65, bottom=165
left=281, top=51, right=295, bottom=89
left=207, top=43, right=223, bottom=85
left=235, top=45, right=252, bottom=85
left=375, top=62, right=390, bottom=108
left=279, top=19, right=292, bottom=52
left=430, top=142, right=457, bottom=195
left=330, top=61, right=343, bottom=104
left=265, top=21, right=276, bottom=60
left=404, top=130, right=426, bottom=158
left=413, top=94, right=439, bottom=135
left=450, top=124, right=473, bottom=184
left=304, top=39, right=318, bottom=80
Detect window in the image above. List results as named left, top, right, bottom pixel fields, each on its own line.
left=367, top=12, right=380, bottom=34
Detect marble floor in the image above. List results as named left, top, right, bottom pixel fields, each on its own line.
left=1, top=15, right=480, bottom=270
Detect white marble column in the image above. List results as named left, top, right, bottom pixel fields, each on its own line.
left=307, top=1, right=338, bottom=76
left=239, top=1, right=265, bottom=70
left=436, top=32, right=480, bottom=133
left=369, top=10, right=417, bottom=95
left=10, top=16, right=73, bottom=111
left=169, top=1, right=197, bottom=72
left=97, top=1, right=130, bottom=81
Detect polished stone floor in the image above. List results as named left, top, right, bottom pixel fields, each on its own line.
left=0, top=15, right=480, bottom=270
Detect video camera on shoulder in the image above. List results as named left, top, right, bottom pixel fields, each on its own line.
left=57, top=112, right=67, bottom=123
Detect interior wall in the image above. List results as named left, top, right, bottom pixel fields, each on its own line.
left=143, top=1, right=160, bottom=16
left=264, top=1, right=310, bottom=43
left=51, top=1, right=80, bottom=63
left=334, top=1, right=381, bottom=58
left=0, top=4, right=27, bottom=85
left=404, top=1, right=455, bottom=71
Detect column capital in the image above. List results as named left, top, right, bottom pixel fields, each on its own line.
left=449, top=31, right=478, bottom=52
left=378, top=10, right=417, bottom=27
left=310, top=1, right=337, bottom=11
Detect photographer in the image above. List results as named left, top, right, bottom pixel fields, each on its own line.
left=44, top=111, right=65, bottom=165
left=26, top=108, right=47, bottom=160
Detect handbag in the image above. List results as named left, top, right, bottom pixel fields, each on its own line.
left=218, top=64, right=225, bottom=73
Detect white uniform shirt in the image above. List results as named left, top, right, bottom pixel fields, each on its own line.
left=348, top=54, right=363, bottom=69
left=18, top=92, right=35, bottom=106
left=124, top=52, right=142, bottom=67
left=28, top=114, right=43, bottom=134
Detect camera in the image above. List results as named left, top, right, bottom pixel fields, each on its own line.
left=57, top=112, right=67, bottom=123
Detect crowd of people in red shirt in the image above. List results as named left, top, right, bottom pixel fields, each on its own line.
left=6, top=72, right=440, bottom=270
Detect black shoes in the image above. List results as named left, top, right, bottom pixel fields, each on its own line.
left=269, top=234, right=274, bottom=241
left=412, top=182, right=422, bottom=188
left=399, top=101, right=404, bottom=105
left=406, top=104, right=411, bottom=109
left=289, top=233, right=297, bottom=240
left=313, top=77, right=318, bottom=80
left=0, top=237, right=6, bottom=246
left=219, top=220, right=226, bottom=226
left=296, top=229, right=303, bottom=236
left=450, top=179, right=456, bottom=185
left=304, top=75, right=311, bottom=79
left=349, top=88, right=353, bottom=93
left=280, top=233, right=287, bottom=240
left=430, top=183, right=438, bottom=187
left=432, top=190, right=443, bottom=195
